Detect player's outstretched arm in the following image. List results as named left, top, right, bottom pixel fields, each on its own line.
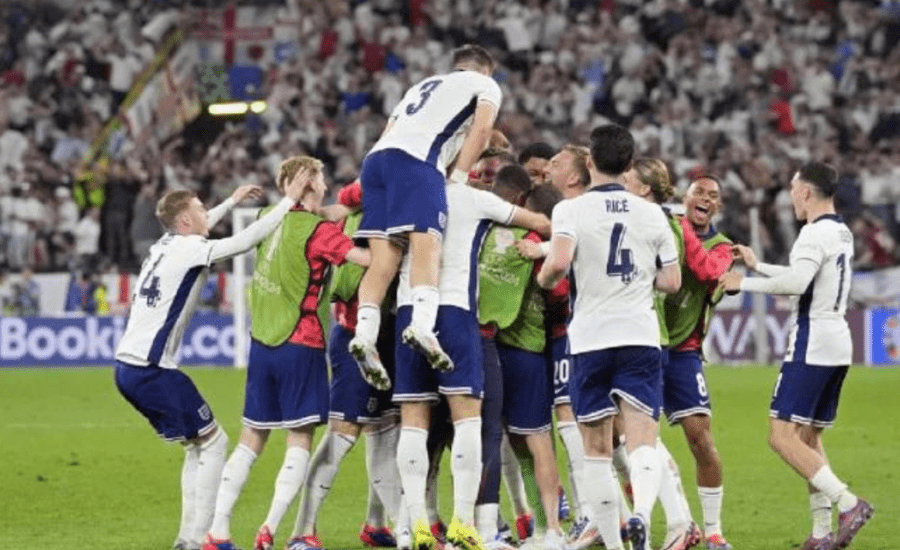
left=206, top=184, right=264, bottom=227
left=654, top=262, right=682, bottom=294
left=344, top=247, right=372, bottom=267
left=509, top=208, right=552, bottom=238
left=448, top=100, right=498, bottom=183
left=720, top=258, right=818, bottom=296
left=732, top=243, right=790, bottom=277
left=681, top=216, right=733, bottom=283
left=206, top=169, right=311, bottom=263
left=515, top=238, right=548, bottom=259
left=537, top=235, right=574, bottom=289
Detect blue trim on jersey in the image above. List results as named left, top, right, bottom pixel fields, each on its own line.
left=813, top=213, right=843, bottom=223
left=149, top=265, right=204, bottom=364
left=589, top=183, right=626, bottom=193
left=469, top=219, right=493, bottom=311
left=426, top=98, right=477, bottom=166
left=792, top=279, right=815, bottom=362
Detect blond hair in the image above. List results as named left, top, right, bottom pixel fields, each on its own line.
left=632, top=157, right=674, bottom=203
left=156, top=190, right=197, bottom=230
left=563, top=144, right=591, bottom=186
left=276, top=155, right=324, bottom=192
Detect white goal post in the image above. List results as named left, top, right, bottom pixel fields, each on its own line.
left=231, top=206, right=261, bottom=368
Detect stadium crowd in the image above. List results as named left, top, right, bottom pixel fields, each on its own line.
left=1, top=0, right=899, bottom=276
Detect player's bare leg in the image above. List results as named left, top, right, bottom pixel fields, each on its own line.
left=401, top=232, right=454, bottom=372
left=351, top=237, right=402, bottom=390
left=680, top=414, right=730, bottom=548
left=769, top=419, right=873, bottom=548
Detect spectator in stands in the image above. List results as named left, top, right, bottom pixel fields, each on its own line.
left=74, top=206, right=101, bottom=269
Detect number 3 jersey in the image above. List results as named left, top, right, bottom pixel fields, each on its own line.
left=367, top=70, right=502, bottom=176
left=116, top=234, right=216, bottom=369
left=551, top=184, right=678, bottom=354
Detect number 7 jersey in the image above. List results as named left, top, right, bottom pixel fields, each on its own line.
left=551, top=184, right=679, bottom=354
left=368, top=70, right=502, bottom=176
left=116, top=233, right=217, bottom=369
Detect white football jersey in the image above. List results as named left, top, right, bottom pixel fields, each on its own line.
left=397, top=183, right=515, bottom=311
left=115, top=234, right=215, bottom=369
left=368, top=70, right=502, bottom=176
left=552, top=184, right=678, bottom=354
left=783, top=214, right=854, bottom=366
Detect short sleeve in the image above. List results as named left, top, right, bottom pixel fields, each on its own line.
left=790, top=225, right=825, bottom=268
left=476, top=74, right=503, bottom=108
left=551, top=199, right=576, bottom=242
left=309, top=221, right=355, bottom=265
left=473, top=187, right=515, bottom=224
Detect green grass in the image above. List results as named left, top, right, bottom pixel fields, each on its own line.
left=1, top=366, right=897, bottom=550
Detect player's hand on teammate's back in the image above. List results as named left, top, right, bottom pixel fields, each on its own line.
left=731, top=244, right=758, bottom=271
left=718, top=270, right=743, bottom=295
left=230, top=184, right=264, bottom=204
left=515, top=239, right=545, bottom=259
left=284, top=167, right=314, bottom=202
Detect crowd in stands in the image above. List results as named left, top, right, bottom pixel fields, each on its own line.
left=1, top=0, right=899, bottom=282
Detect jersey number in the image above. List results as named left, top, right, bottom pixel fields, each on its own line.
left=606, top=223, right=635, bottom=283
left=405, top=80, right=443, bottom=115
left=139, top=254, right=163, bottom=307
left=834, top=253, right=846, bottom=312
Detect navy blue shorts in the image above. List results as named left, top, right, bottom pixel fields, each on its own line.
left=242, top=340, right=328, bottom=429
left=549, top=336, right=571, bottom=406
left=498, top=343, right=552, bottom=433
left=357, top=149, right=448, bottom=240
left=394, top=305, right=484, bottom=401
left=571, top=346, right=662, bottom=422
left=114, top=361, right=216, bottom=442
left=328, top=324, right=397, bottom=423
left=770, top=362, right=848, bottom=428
left=662, top=350, right=712, bottom=424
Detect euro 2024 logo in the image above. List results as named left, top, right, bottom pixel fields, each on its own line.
left=882, top=313, right=900, bottom=361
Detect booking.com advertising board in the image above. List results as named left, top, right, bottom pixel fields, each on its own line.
left=0, top=309, right=897, bottom=367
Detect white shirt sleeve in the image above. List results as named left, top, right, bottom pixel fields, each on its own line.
left=473, top=187, right=516, bottom=224
left=205, top=197, right=295, bottom=264
left=551, top=199, right=576, bottom=242
left=206, top=197, right=235, bottom=228
left=740, top=257, right=818, bottom=295
left=475, top=74, right=503, bottom=108
left=789, top=225, right=825, bottom=268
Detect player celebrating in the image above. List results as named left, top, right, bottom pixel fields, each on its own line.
left=350, top=44, right=501, bottom=385
left=662, top=175, right=734, bottom=550
left=538, top=124, right=681, bottom=550
left=721, top=162, right=874, bottom=550
left=114, top=175, right=310, bottom=550
left=203, top=157, right=371, bottom=550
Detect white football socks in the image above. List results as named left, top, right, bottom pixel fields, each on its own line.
left=294, top=432, right=354, bottom=535
left=584, top=457, right=623, bottom=549
left=629, top=445, right=661, bottom=524
left=557, top=421, right=588, bottom=516
left=264, top=445, right=311, bottom=535
left=196, top=430, right=231, bottom=541
left=366, top=424, right=402, bottom=524
left=476, top=503, right=500, bottom=541
left=501, top=433, right=530, bottom=516
left=810, top=466, right=857, bottom=513
left=177, top=444, right=200, bottom=545
left=410, top=286, right=440, bottom=333
left=451, top=418, right=483, bottom=526
left=356, top=304, right=381, bottom=345
left=698, top=486, right=725, bottom=536
left=397, top=427, right=430, bottom=525
left=810, top=491, right=833, bottom=538
left=656, top=440, right=691, bottom=530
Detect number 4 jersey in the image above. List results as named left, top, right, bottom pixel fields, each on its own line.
left=116, top=233, right=217, bottom=369
left=551, top=183, right=678, bottom=354
left=368, top=70, right=502, bottom=176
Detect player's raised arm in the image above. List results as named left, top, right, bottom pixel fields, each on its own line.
left=206, top=184, right=264, bottom=227
left=206, top=167, right=311, bottom=263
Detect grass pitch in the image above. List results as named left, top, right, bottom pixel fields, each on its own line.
left=1, top=365, right=897, bottom=550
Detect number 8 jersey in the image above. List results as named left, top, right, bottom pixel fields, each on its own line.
left=367, top=70, right=502, bottom=176
left=551, top=183, right=679, bottom=354
left=116, top=234, right=217, bottom=369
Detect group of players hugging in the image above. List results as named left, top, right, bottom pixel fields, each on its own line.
left=112, top=45, right=873, bottom=550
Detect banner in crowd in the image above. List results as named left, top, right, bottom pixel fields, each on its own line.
left=0, top=313, right=235, bottom=368
left=866, top=308, right=900, bottom=366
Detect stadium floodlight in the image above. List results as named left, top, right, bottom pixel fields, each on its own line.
left=249, top=100, right=267, bottom=113
left=208, top=102, right=250, bottom=116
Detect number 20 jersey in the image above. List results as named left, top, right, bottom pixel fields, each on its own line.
left=367, top=70, right=502, bottom=176
left=552, top=185, right=679, bottom=354
left=116, top=234, right=215, bottom=369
